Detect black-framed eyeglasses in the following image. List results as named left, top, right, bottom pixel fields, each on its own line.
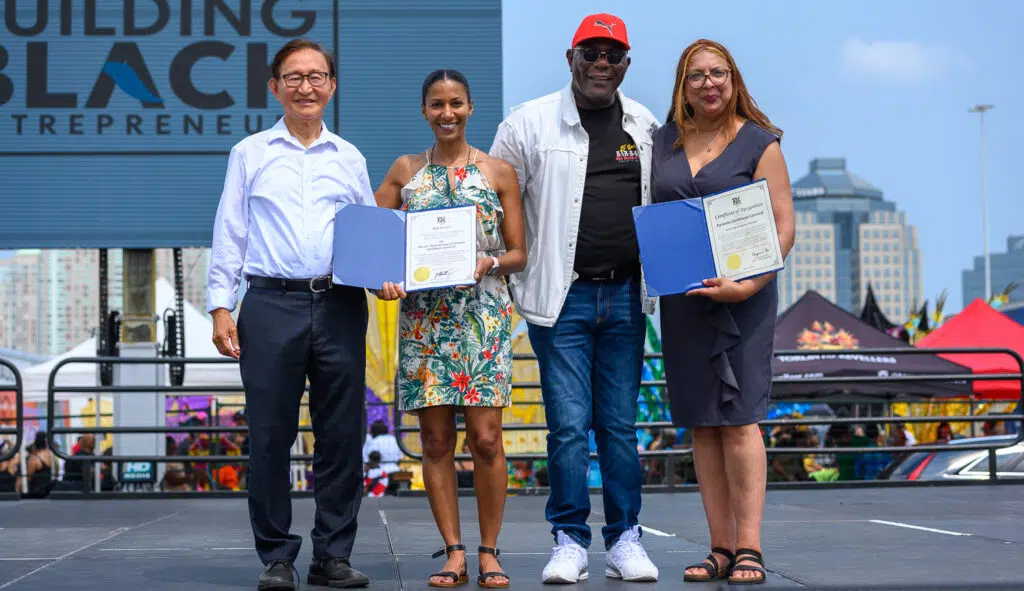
left=280, top=71, right=330, bottom=88
left=685, top=68, right=730, bottom=88
left=574, top=47, right=628, bottom=65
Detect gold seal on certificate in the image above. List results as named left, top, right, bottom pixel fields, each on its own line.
left=404, top=205, right=478, bottom=290
left=332, top=203, right=477, bottom=292
left=632, top=178, right=785, bottom=297
left=702, top=179, right=783, bottom=282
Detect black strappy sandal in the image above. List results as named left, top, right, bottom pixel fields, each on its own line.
left=728, top=548, right=767, bottom=585
left=476, top=546, right=509, bottom=588
left=429, top=544, right=469, bottom=588
left=683, top=546, right=735, bottom=582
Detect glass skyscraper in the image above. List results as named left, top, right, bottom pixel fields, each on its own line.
left=779, top=158, right=923, bottom=322
left=962, top=235, right=1024, bottom=307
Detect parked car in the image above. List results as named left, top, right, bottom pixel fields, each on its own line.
left=880, top=434, right=1024, bottom=481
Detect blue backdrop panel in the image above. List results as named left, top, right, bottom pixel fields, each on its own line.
left=0, top=0, right=502, bottom=249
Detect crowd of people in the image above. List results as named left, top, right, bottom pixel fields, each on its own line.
left=0, top=431, right=115, bottom=497
left=636, top=415, right=1005, bottom=486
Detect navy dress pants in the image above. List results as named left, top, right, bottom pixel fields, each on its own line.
left=237, top=283, right=368, bottom=564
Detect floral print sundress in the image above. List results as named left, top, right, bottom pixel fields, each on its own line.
left=396, top=148, right=513, bottom=411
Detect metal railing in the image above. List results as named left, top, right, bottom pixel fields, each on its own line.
left=0, top=344, right=1014, bottom=495
left=40, top=356, right=392, bottom=490
left=745, top=347, right=1023, bottom=463
left=0, top=359, right=23, bottom=462
left=393, top=347, right=1024, bottom=483
left=44, top=357, right=315, bottom=480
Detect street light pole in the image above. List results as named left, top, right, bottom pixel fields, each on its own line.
left=969, top=104, right=994, bottom=302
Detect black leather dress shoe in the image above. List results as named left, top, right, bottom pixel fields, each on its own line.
left=258, top=560, right=296, bottom=590
left=308, top=557, right=370, bottom=588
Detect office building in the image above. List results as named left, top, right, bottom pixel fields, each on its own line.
left=779, top=158, right=923, bottom=322
left=0, top=249, right=123, bottom=356
left=962, top=235, right=1024, bottom=306
left=0, top=247, right=217, bottom=356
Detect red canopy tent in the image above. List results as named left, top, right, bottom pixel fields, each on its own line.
left=917, top=298, right=1024, bottom=401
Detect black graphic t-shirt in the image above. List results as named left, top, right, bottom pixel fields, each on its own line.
left=573, top=99, right=642, bottom=277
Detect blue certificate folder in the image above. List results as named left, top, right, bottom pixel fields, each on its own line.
left=632, top=179, right=784, bottom=297
left=332, top=203, right=476, bottom=291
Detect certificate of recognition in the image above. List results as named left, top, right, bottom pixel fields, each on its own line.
left=405, top=206, right=477, bottom=290
left=702, top=180, right=784, bottom=281
left=632, top=178, right=785, bottom=297
left=332, top=204, right=478, bottom=291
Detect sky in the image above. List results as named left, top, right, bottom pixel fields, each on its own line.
left=2, top=1, right=1020, bottom=315
left=501, top=0, right=1024, bottom=313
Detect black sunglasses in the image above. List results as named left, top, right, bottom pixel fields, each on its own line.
left=574, top=47, right=628, bottom=65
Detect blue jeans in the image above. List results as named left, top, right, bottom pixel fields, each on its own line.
left=527, top=277, right=646, bottom=550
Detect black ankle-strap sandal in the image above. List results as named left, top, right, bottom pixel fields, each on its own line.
left=476, top=546, right=509, bottom=588
left=683, top=546, right=735, bottom=582
left=428, top=544, right=468, bottom=588
left=728, top=548, right=767, bottom=585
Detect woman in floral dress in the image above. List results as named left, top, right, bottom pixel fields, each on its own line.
left=374, top=69, right=525, bottom=588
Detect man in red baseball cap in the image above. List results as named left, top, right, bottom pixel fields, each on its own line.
left=565, top=13, right=632, bottom=111
left=490, top=10, right=661, bottom=586
left=571, top=12, right=630, bottom=50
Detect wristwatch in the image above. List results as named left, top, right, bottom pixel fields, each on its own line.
left=489, top=256, right=500, bottom=275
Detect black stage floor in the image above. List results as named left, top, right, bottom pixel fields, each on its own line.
left=1, top=485, right=1022, bottom=590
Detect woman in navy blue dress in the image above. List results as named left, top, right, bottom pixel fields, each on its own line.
left=651, top=39, right=795, bottom=584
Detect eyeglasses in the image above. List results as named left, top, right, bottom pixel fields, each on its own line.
left=280, top=71, right=330, bottom=88
left=685, top=68, right=730, bottom=88
left=574, top=47, right=628, bottom=65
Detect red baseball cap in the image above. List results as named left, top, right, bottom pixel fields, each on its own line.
left=571, top=13, right=629, bottom=50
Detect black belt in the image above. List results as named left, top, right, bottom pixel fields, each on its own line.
left=247, top=274, right=333, bottom=293
left=576, top=261, right=641, bottom=282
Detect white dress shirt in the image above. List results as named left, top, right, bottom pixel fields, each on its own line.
left=206, top=118, right=376, bottom=312
left=489, top=84, right=660, bottom=327
left=362, top=434, right=404, bottom=474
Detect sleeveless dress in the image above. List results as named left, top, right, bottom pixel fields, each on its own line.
left=0, top=466, right=17, bottom=493
left=25, top=454, right=54, bottom=498
left=396, top=149, right=514, bottom=411
left=651, top=120, right=780, bottom=428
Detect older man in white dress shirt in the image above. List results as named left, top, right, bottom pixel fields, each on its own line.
left=206, top=39, right=375, bottom=591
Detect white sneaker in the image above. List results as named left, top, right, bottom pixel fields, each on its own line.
left=542, top=531, right=589, bottom=584
left=605, top=526, right=659, bottom=581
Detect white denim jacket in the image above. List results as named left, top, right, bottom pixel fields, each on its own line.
left=489, top=83, right=661, bottom=327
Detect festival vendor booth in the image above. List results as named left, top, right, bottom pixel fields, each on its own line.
left=772, top=291, right=973, bottom=400
left=917, top=298, right=1024, bottom=401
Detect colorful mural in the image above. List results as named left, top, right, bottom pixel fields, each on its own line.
left=0, top=391, right=70, bottom=451
left=889, top=399, right=1017, bottom=443
left=0, top=391, right=15, bottom=426
left=166, top=395, right=245, bottom=429
left=638, top=319, right=670, bottom=423
left=0, top=391, right=17, bottom=450
left=366, top=297, right=400, bottom=432
left=79, top=397, right=114, bottom=451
